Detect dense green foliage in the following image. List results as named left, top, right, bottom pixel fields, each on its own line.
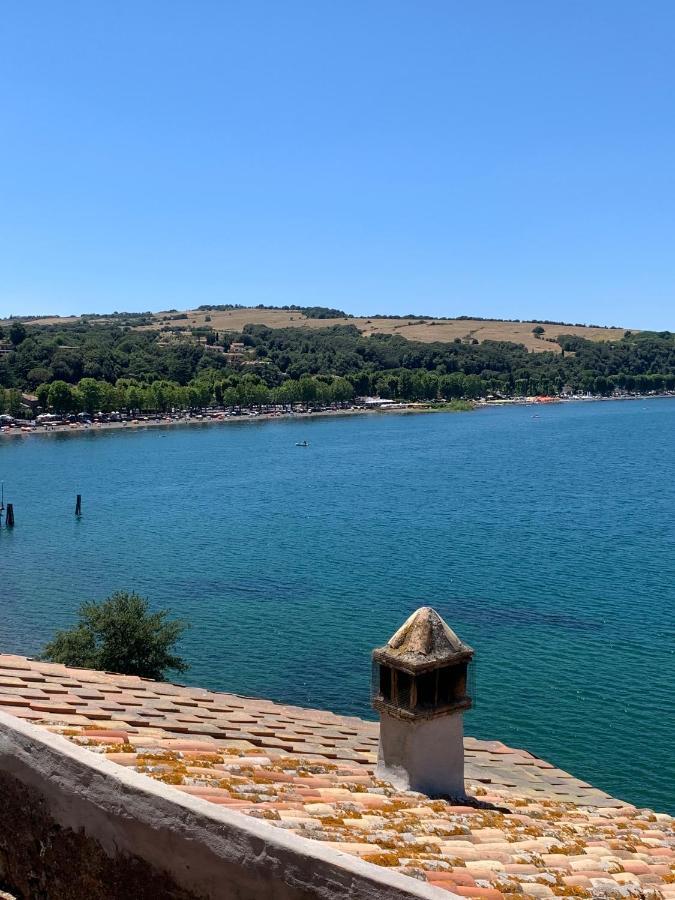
left=40, top=591, right=189, bottom=679
left=196, top=303, right=349, bottom=318
left=1, top=315, right=674, bottom=415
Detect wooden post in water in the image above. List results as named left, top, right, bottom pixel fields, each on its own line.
left=75, top=494, right=82, bottom=517
left=5, top=504, right=14, bottom=528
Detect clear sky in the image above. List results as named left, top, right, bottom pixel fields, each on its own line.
left=1, top=1, right=674, bottom=329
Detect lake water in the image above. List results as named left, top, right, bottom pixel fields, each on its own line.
left=1, top=400, right=674, bottom=814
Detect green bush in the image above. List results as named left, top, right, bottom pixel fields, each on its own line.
left=41, top=591, right=189, bottom=679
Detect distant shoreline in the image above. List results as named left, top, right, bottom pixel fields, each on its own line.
left=1, top=393, right=673, bottom=442
left=0, top=403, right=464, bottom=440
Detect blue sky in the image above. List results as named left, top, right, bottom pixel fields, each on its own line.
left=1, top=1, right=674, bottom=329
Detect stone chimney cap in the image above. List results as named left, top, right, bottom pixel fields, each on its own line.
left=373, top=607, right=473, bottom=673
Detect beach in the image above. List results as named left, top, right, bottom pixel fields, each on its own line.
left=0, top=401, right=474, bottom=439
left=3, top=392, right=674, bottom=441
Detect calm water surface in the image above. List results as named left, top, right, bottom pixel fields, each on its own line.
left=1, top=400, right=674, bottom=813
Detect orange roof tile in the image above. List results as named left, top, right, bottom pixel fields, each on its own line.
left=0, top=654, right=673, bottom=899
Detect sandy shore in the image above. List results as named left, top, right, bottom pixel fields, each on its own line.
left=0, top=404, right=448, bottom=440
left=2, top=393, right=672, bottom=441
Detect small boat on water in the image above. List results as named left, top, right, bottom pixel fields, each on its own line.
left=295, top=440, right=309, bottom=447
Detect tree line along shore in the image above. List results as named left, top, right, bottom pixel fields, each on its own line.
left=1, top=311, right=674, bottom=419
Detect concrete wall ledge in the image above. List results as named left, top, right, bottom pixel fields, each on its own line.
left=0, top=711, right=458, bottom=899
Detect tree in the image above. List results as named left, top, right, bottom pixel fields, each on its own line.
left=36, top=383, right=51, bottom=410
left=5, top=389, right=22, bottom=417
left=298, top=375, right=317, bottom=406
left=332, top=376, right=353, bottom=403
left=532, top=326, right=545, bottom=337
left=124, top=384, right=145, bottom=414
left=27, top=366, right=53, bottom=387
left=48, top=380, right=76, bottom=414
left=9, top=321, right=27, bottom=346
left=40, top=591, right=189, bottom=679
left=187, top=380, right=212, bottom=410
left=273, top=380, right=299, bottom=407
left=222, top=386, right=239, bottom=408
left=99, top=381, right=120, bottom=412
left=78, top=377, right=103, bottom=414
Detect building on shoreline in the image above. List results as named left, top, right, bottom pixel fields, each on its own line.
left=0, top=611, right=672, bottom=898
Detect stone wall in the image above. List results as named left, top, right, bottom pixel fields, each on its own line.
left=0, top=772, right=202, bottom=900
left=0, top=712, right=450, bottom=900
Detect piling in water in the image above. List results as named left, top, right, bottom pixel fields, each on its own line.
left=75, top=494, right=82, bottom=516
left=6, top=504, right=14, bottom=528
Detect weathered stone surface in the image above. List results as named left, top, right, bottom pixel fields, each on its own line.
left=0, top=772, right=202, bottom=900
left=373, top=608, right=473, bottom=670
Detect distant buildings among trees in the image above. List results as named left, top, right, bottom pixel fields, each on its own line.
left=0, top=310, right=674, bottom=416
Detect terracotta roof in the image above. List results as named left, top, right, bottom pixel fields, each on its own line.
left=373, top=607, right=474, bottom=672
left=0, top=654, right=673, bottom=900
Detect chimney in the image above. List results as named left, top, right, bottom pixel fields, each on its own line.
left=371, top=607, right=474, bottom=798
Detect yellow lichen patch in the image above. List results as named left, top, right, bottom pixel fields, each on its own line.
left=430, top=824, right=467, bottom=837
left=218, top=779, right=237, bottom=790
left=551, top=886, right=592, bottom=897
left=386, top=821, right=421, bottom=834
left=103, top=743, right=135, bottom=753
left=136, top=751, right=181, bottom=763
left=492, top=880, right=523, bottom=894
left=154, top=771, right=185, bottom=785
left=253, top=809, right=281, bottom=821
left=397, top=845, right=442, bottom=858
left=135, top=755, right=188, bottom=785
left=426, top=801, right=448, bottom=813
left=547, top=842, right=587, bottom=855
left=477, top=812, right=508, bottom=828
left=183, top=756, right=218, bottom=768
left=371, top=839, right=400, bottom=851
left=378, top=799, right=416, bottom=814
left=271, top=757, right=304, bottom=769
left=361, top=853, right=400, bottom=867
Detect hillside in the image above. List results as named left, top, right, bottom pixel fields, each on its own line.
left=13, top=307, right=630, bottom=354
left=1, top=306, right=672, bottom=419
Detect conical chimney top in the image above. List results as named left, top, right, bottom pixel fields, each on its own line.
left=373, top=607, right=473, bottom=674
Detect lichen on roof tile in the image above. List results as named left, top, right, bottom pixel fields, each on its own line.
left=0, top=654, right=672, bottom=900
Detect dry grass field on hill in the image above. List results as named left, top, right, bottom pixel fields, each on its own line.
left=16, top=308, right=630, bottom=353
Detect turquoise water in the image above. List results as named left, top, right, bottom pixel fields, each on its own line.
left=1, top=401, right=674, bottom=814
